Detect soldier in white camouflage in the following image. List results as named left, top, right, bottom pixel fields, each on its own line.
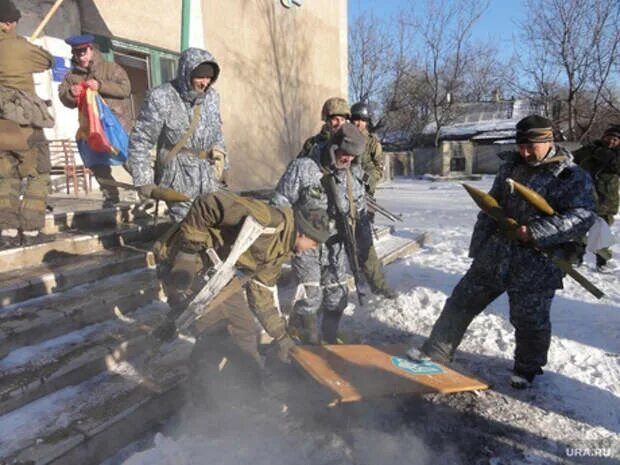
left=409, top=115, right=596, bottom=389
left=273, top=122, right=368, bottom=344
left=128, top=47, right=227, bottom=222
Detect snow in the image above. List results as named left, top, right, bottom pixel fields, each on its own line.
left=117, top=178, right=619, bottom=465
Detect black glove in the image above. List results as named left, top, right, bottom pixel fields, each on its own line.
left=152, top=318, right=177, bottom=342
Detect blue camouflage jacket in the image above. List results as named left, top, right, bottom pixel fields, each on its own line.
left=272, top=142, right=367, bottom=237
left=128, top=48, right=225, bottom=221
left=468, top=146, right=596, bottom=290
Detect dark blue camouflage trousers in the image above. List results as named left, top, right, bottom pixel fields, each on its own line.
left=292, top=237, right=349, bottom=318
left=422, top=265, right=555, bottom=374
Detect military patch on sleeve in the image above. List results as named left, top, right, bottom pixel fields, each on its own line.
left=307, top=185, right=324, bottom=199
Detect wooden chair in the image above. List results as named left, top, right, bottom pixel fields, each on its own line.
left=49, top=139, right=93, bottom=195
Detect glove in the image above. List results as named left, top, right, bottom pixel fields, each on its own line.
left=275, top=334, right=297, bottom=364
left=152, top=317, right=177, bottom=342
left=137, top=184, right=157, bottom=200
left=169, top=251, right=199, bottom=290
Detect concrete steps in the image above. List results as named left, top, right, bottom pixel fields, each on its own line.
left=0, top=201, right=428, bottom=465
left=0, top=303, right=168, bottom=416
left=0, top=220, right=169, bottom=274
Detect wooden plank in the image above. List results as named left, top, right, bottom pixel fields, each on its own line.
left=291, top=344, right=488, bottom=406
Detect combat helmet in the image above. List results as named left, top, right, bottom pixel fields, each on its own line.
left=350, top=101, right=372, bottom=125
left=321, top=97, right=350, bottom=121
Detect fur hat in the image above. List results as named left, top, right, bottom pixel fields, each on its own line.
left=0, top=0, right=21, bottom=23
left=330, top=122, right=367, bottom=157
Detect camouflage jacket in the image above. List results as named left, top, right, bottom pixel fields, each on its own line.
left=58, top=49, right=132, bottom=130
left=356, top=130, right=385, bottom=195
left=296, top=124, right=330, bottom=159
left=573, top=141, right=620, bottom=218
left=0, top=28, right=52, bottom=94
left=469, top=146, right=596, bottom=290
left=272, top=141, right=367, bottom=236
left=172, top=191, right=294, bottom=340
left=128, top=48, right=225, bottom=221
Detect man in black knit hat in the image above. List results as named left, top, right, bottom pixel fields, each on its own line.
left=408, top=115, right=596, bottom=389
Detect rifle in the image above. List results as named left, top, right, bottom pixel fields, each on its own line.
left=322, top=166, right=366, bottom=306
left=463, top=183, right=604, bottom=299
left=97, top=179, right=190, bottom=203
left=366, top=195, right=403, bottom=222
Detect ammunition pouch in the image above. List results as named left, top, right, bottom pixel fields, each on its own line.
left=0, top=120, right=31, bottom=151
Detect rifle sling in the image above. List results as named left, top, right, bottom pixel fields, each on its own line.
left=162, top=103, right=202, bottom=164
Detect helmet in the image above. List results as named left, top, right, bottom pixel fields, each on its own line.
left=321, top=97, right=350, bottom=121
left=350, top=102, right=371, bottom=124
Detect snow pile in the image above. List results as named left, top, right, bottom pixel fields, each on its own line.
left=118, top=178, right=619, bottom=464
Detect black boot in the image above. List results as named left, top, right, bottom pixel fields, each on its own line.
left=289, top=312, right=319, bottom=344
left=321, top=311, right=343, bottom=344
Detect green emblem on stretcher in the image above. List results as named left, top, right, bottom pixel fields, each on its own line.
left=391, top=356, right=443, bottom=375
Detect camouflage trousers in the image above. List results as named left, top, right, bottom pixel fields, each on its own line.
left=292, top=237, right=349, bottom=318
left=0, top=129, right=50, bottom=231
left=422, top=264, right=555, bottom=374
left=356, top=211, right=390, bottom=293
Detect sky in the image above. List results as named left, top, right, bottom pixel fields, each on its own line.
left=348, top=0, right=526, bottom=61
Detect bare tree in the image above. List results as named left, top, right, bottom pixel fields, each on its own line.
left=348, top=12, right=393, bottom=105
left=520, top=0, right=620, bottom=141
left=406, top=0, right=489, bottom=146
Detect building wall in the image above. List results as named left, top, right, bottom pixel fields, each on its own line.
left=203, top=0, right=348, bottom=189
left=14, top=0, right=348, bottom=191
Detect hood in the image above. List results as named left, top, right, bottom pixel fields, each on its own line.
left=173, top=47, right=220, bottom=102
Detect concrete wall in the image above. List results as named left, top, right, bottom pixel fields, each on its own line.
left=203, top=0, right=348, bottom=189
left=412, top=147, right=441, bottom=176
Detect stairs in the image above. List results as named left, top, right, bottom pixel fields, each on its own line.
left=0, top=199, right=427, bottom=465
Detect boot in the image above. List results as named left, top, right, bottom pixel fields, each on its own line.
left=321, top=311, right=343, bottom=344
left=289, top=312, right=319, bottom=344
left=510, top=367, right=543, bottom=389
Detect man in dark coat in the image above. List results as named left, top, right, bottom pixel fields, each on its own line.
left=573, top=125, right=620, bottom=270
left=58, top=34, right=134, bottom=206
left=409, top=115, right=596, bottom=389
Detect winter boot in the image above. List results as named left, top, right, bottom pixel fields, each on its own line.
left=510, top=367, right=543, bottom=389
left=321, top=311, right=344, bottom=344
left=289, top=312, right=319, bottom=345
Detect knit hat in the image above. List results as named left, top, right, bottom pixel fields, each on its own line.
left=516, top=115, right=554, bottom=144
left=330, top=122, right=366, bottom=157
left=0, top=0, right=21, bottom=22
left=294, top=206, right=331, bottom=243
left=603, top=124, right=620, bottom=139
left=190, top=62, right=217, bottom=79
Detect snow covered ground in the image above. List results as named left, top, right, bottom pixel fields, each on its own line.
left=115, top=178, right=619, bottom=465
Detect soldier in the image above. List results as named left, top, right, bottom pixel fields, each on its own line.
left=350, top=102, right=385, bottom=196
left=296, top=97, right=350, bottom=159
left=128, top=47, right=227, bottom=222
left=0, top=0, right=53, bottom=248
left=158, top=190, right=330, bottom=368
left=350, top=101, right=395, bottom=299
left=573, top=124, right=620, bottom=271
left=408, top=115, right=596, bottom=389
left=272, top=122, right=369, bottom=344
left=58, top=34, right=134, bottom=207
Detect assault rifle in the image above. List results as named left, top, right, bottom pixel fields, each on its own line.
left=463, top=183, right=604, bottom=299
left=366, top=195, right=403, bottom=222
left=322, top=166, right=366, bottom=306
